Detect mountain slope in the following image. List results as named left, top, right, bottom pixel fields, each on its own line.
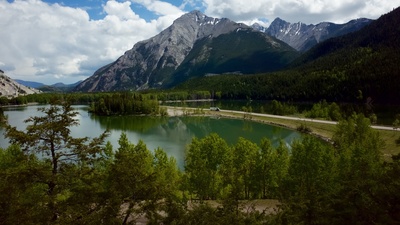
left=167, top=29, right=297, bottom=87
left=286, top=7, right=400, bottom=103
left=15, top=79, right=45, bottom=89
left=254, top=17, right=372, bottom=52
left=0, top=70, right=41, bottom=97
left=75, top=11, right=298, bottom=92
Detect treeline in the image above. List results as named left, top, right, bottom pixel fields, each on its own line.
left=89, top=92, right=160, bottom=116
left=0, top=90, right=215, bottom=107
left=1, top=101, right=399, bottom=224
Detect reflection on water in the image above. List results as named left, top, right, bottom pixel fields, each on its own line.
left=1, top=105, right=301, bottom=168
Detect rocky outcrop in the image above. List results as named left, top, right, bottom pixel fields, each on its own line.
left=0, top=70, right=40, bottom=97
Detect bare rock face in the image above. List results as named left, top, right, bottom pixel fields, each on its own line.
left=0, top=70, right=41, bottom=98
left=254, top=17, right=372, bottom=52
left=75, top=11, right=248, bottom=92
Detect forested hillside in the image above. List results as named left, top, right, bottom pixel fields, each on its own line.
left=165, top=29, right=298, bottom=88
left=176, top=7, right=400, bottom=104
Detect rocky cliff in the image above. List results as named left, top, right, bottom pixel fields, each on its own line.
left=0, top=70, right=40, bottom=97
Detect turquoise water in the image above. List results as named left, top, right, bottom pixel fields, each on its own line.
left=0, top=105, right=301, bottom=168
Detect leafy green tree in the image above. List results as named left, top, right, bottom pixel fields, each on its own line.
left=0, top=145, right=49, bottom=224
left=271, top=141, right=290, bottom=195
left=269, top=100, right=297, bottom=115
left=332, top=114, right=385, bottom=224
left=185, top=133, right=229, bottom=200
left=4, top=101, right=110, bottom=223
left=146, top=148, right=182, bottom=223
left=375, top=154, right=400, bottom=223
left=229, top=137, right=259, bottom=199
left=103, top=134, right=181, bottom=224
left=104, top=134, right=155, bottom=224
left=257, top=138, right=274, bottom=198
left=393, top=114, right=400, bottom=130
left=328, top=102, right=342, bottom=121
left=250, top=139, right=289, bottom=199
left=281, top=136, right=337, bottom=225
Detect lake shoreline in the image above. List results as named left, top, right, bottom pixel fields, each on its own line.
left=163, top=106, right=400, bottom=157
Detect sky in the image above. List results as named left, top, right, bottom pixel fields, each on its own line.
left=0, top=0, right=399, bottom=85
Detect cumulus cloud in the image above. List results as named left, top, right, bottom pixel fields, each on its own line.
left=0, top=0, right=183, bottom=84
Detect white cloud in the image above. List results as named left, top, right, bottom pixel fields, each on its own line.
left=104, top=0, right=140, bottom=20
left=203, top=0, right=400, bottom=25
left=0, top=0, right=183, bottom=84
left=0, top=0, right=398, bottom=85
left=132, top=0, right=184, bottom=16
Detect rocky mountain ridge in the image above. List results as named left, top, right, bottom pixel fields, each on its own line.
left=75, top=11, right=297, bottom=92
left=253, top=17, right=372, bottom=51
left=0, top=70, right=40, bottom=97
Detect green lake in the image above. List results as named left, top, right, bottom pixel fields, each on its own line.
left=0, top=105, right=301, bottom=168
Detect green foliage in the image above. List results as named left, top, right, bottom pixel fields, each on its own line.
left=0, top=96, right=9, bottom=105
left=102, top=134, right=182, bottom=224
left=228, top=137, right=260, bottom=199
left=331, top=114, right=387, bottom=224
left=304, top=100, right=342, bottom=120
left=258, top=140, right=289, bottom=198
left=90, top=92, right=160, bottom=116
left=185, top=134, right=290, bottom=201
left=296, top=123, right=312, bottom=133
left=281, top=137, right=337, bottom=225
left=393, top=114, right=400, bottom=129
left=3, top=101, right=111, bottom=223
left=185, top=133, right=229, bottom=200
left=0, top=145, right=49, bottom=224
left=0, top=107, right=6, bottom=126
left=2, top=101, right=400, bottom=224
left=268, top=100, right=298, bottom=115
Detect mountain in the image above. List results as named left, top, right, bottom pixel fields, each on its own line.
left=75, top=11, right=299, bottom=92
left=0, top=70, right=41, bottom=97
left=39, top=81, right=82, bottom=92
left=15, top=79, right=45, bottom=89
left=287, top=7, right=400, bottom=103
left=15, top=79, right=81, bottom=92
left=176, top=7, right=400, bottom=104
left=253, top=17, right=372, bottom=52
